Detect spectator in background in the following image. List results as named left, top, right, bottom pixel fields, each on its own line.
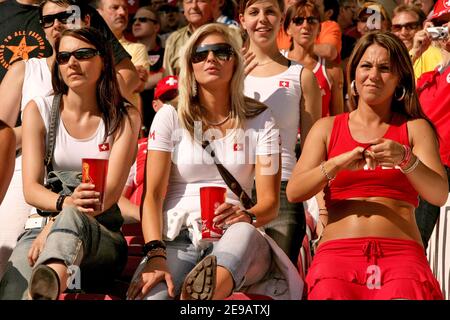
left=407, top=0, right=437, bottom=19
left=356, top=1, right=391, bottom=36
left=416, top=0, right=450, bottom=249
left=158, top=3, right=186, bottom=45
left=0, top=121, right=15, bottom=205
left=391, top=4, right=426, bottom=51
left=313, top=0, right=342, bottom=63
left=284, top=0, right=344, bottom=117
left=119, top=75, right=179, bottom=224
left=96, top=0, right=150, bottom=112
left=240, top=0, right=322, bottom=263
left=214, top=0, right=239, bottom=27
left=132, top=6, right=165, bottom=134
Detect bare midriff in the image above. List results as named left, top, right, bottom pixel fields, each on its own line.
left=320, top=197, right=423, bottom=247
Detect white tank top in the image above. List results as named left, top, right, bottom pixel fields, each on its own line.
left=244, top=62, right=303, bottom=181
left=22, top=58, right=53, bottom=112
left=33, top=95, right=113, bottom=171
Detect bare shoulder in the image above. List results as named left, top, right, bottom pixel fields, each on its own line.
left=311, top=116, right=336, bottom=137
left=407, top=117, right=434, bottom=133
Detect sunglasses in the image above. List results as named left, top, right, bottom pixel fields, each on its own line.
left=191, top=43, right=235, bottom=64
left=291, top=16, right=320, bottom=26
left=40, top=11, right=74, bottom=29
left=56, top=48, right=101, bottom=65
left=391, top=22, right=420, bottom=32
left=131, top=17, right=158, bottom=24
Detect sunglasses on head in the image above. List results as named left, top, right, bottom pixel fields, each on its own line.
left=191, top=43, right=235, bottom=64
left=56, top=48, right=101, bottom=65
left=291, top=16, right=320, bottom=26
left=40, top=11, right=75, bottom=29
left=391, top=21, right=420, bottom=32
left=131, top=17, right=158, bottom=24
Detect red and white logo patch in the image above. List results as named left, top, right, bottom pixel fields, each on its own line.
left=149, top=130, right=156, bottom=141
left=233, top=143, right=243, bottom=151
left=98, top=143, right=110, bottom=152
left=279, top=80, right=290, bottom=88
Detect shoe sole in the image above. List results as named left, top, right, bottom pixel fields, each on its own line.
left=29, top=265, right=60, bottom=300
left=183, top=255, right=217, bottom=300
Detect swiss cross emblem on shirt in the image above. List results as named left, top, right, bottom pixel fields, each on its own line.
left=98, top=143, right=110, bottom=152
left=233, top=143, right=243, bottom=151
left=279, top=80, right=290, bottom=88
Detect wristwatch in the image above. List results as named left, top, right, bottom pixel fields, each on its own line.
left=242, top=210, right=257, bottom=225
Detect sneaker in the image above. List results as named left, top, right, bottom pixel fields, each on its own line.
left=29, top=265, right=60, bottom=300
left=181, top=255, right=216, bottom=300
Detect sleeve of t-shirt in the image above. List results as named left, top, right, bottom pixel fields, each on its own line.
left=85, top=5, right=131, bottom=64
left=147, top=104, right=178, bottom=152
left=255, top=109, right=281, bottom=156
left=316, top=21, right=342, bottom=55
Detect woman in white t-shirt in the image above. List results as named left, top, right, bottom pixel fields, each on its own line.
left=126, top=23, right=297, bottom=301
left=0, top=27, right=140, bottom=300
left=239, top=0, right=322, bottom=263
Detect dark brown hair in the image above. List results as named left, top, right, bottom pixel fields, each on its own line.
left=52, top=27, right=128, bottom=141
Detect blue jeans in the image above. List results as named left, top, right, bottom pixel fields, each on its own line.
left=130, top=222, right=271, bottom=300
left=0, top=206, right=127, bottom=300
left=253, top=181, right=305, bottom=264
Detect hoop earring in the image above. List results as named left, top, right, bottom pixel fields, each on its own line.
left=351, top=80, right=358, bottom=96
left=395, top=86, right=406, bottom=101
left=192, top=81, right=197, bottom=97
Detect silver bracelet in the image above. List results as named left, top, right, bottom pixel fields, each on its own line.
left=320, top=161, right=335, bottom=181
left=400, top=156, right=420, bottom=174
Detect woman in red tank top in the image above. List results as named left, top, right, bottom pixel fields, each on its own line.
left=282, top=0, right=344, bottom=117
left=286, top=31, right=448, bottom=300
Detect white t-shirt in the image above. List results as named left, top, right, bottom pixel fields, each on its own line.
left=147, top=104, right=280, bottom=247
left=244, top=62, right=303, bottom=181
left=33, top=95, right=112, bottom=171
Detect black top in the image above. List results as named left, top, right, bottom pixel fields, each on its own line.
left=0, top=0, right=130, bottom=82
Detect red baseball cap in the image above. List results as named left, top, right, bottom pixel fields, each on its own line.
left=430, top=0, right=450, bottom=21
left=154, top=75, right=179, bottom=100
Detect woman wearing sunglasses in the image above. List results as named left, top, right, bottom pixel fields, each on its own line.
left=0, top=0, right=136, bottom=281
left=0, top=27, right=140, bottom=300
left=284, top=0, right=344, bottom=118
left=126, top=23, right=302, bottom=300
left=239, top=0, right=322, bottom=264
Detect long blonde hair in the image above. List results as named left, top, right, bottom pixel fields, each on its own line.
left=178, top=23, right=266, bottom=139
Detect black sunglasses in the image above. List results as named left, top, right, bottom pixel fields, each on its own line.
left=292, top=16, right=319, bottom=26
left=391, top=22, right=420, bottom=32
left=40, top=11, right=74, bottom=29
left=56, top=48, right=101, bottom=65
left=191, top=43, right=235, bottom=64
left=131, top=17, right=158, bottom=24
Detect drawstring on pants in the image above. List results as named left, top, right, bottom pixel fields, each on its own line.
left=362, top=239, right=383, bottom=265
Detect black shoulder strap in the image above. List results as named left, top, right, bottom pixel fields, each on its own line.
left=201, top=140, right=254, bottom=209
left=44, top=93, right=62, bottom=173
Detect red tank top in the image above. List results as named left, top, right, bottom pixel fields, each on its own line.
left=313, top=57, right=332, bottom=117
left=324, top=113, right=419, bottom=207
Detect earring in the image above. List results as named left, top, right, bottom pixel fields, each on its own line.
left=351, top=80, right=358, bottom=96
left=395, top=86, right=406, bottom=101
left=192, top=81, right=197, bottom=97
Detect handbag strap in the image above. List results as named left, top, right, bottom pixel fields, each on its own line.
left=201, top=140, right=255, bottom=209
left=44, top=93, right=62, bottom=173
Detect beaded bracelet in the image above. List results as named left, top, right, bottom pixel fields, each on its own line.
left=320, top=161, right=335, bottom=182
left=146, top=247, right=167, bottom=262
left=400, top=156, right=420, bottom=174
left=143, top=240, right=166, bottom=255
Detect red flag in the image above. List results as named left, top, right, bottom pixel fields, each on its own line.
left=98, top=143, right=110, bottom=152
left=279, top=80, right=290, bottom=88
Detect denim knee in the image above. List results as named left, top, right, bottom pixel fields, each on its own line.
left=213, top=222, right=269, bottom=289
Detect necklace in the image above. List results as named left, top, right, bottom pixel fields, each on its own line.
left=204, top=111, right=231, bottom=126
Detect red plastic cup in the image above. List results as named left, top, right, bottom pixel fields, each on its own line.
left=200, top=186, right=226, bottom=241
left=81, top=158, right=108, bottom=210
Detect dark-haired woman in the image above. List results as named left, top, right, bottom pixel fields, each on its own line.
left=0, top=27, right=140, bottom=300
left=287, top=31, right=447, bottom=300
